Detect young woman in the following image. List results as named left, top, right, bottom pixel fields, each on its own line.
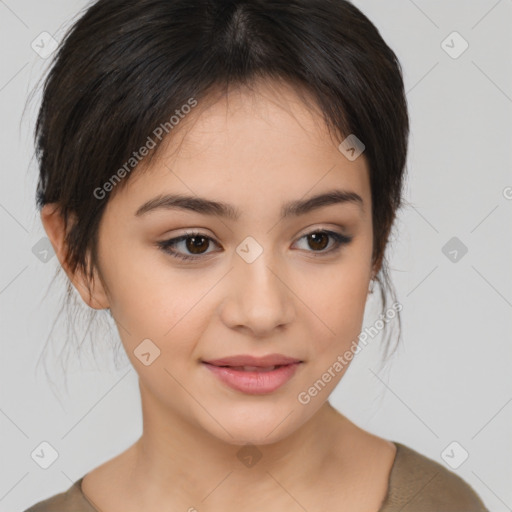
left=25, top=0, right=488, bottom=510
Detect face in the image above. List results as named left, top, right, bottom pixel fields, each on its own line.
left=86, top=80, right=374, bottom=445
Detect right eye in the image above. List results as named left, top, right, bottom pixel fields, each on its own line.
left=156, top=231, right=221, bottom=261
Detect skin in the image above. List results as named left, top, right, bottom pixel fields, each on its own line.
left=41, top=78, right=396, bottom=512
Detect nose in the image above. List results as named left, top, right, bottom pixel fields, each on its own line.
left=219, top=250, right=295, bottom=337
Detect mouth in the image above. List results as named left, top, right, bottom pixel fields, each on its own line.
left=207, top=364, right=286, bottom=371
left=202, top=353, right=302, bottom=368
left=201, top=361, right=302, bottom=395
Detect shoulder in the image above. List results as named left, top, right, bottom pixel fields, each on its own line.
left=23, top=478, right=96, bottom=512
left=380, top=442, right=489, bottom=512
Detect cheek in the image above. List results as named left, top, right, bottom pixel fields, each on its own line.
left=99, top=242, right=215, bottom=353
left=297, top=272, right=368, bottom=400
left=298, top=257, right=370, bottom=356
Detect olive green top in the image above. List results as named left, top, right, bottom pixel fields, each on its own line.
left=24, top=441, right=489, bottom=511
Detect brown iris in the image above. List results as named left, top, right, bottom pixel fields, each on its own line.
left=185, top=235, right=210, bottom=254
left=307, top=232, right=329, bottom=251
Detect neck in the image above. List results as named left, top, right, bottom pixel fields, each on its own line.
left=127, top=383, right=349, bottom=507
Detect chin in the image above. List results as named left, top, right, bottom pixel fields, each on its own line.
left=202, top=414, right=298, bottom=447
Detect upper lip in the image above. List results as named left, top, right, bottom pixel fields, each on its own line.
left=203, top=354, right=302, bottom=367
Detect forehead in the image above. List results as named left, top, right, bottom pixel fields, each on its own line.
left=112, top=79, right=371, bottom=219
left=171, top=79, right=347, bottom=158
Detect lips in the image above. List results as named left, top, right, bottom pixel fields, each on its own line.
left=201, top=353, right=303, bottom=394
left=225, top=365, right=278, bottom=372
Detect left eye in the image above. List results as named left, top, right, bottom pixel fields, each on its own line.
left=294, top=230, right=352, bottom=254
left=157, top=229, right=353, bottom=262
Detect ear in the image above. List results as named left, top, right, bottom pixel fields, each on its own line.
left=40, top=203, right=110, bottom=310
left=367, top=261, right=380, bottom=296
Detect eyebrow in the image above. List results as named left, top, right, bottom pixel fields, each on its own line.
left=135, top=189, right=364, bottom=220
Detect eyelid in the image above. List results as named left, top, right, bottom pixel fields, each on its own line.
left=156, top=230, right=220, bottom=261
left=156, top=227, right=353, bottom=262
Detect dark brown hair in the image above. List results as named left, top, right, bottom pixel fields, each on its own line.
left=34, top=0, right=409, bottom=375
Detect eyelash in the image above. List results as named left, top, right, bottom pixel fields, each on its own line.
left=156, top=229, right=353, bottom=262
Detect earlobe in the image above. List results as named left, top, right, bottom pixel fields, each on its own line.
left=72, top=254, right=111, bottom=310
left=40, top=203, right=68, bottom=266
left=368, top=264, right=379, bottom=296
left=40, top=203, right=110, bottom=310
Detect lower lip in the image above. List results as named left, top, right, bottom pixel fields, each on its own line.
left=202, top=362, right=301, bottom=394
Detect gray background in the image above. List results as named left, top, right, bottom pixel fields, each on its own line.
left=1, top=1, right=511, bottom=511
